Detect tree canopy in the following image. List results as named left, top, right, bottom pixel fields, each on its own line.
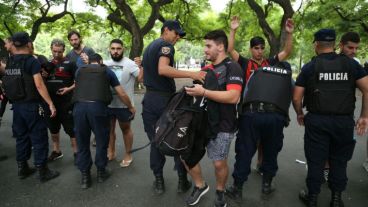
left=0, top=0, right=367, bottom=68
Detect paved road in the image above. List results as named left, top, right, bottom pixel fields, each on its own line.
left=0, top=81, right=367, bottom=207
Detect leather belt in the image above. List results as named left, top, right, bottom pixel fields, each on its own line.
left=243, top=102, right=284, bottom=114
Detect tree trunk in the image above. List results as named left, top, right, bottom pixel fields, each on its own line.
left=130, top=32, right=144, bottom=59
left=107, top=0, right=173, bottom=58
left=247, top=0, right=294, bottom=58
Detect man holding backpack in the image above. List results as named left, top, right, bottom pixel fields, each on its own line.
left=183, top=30, right=243, bottom=207
left=141, top=20, right=206, bottom=195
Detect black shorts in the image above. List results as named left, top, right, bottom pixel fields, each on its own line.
left=46, top=104, right=75, bottom=137
left=108, top=108, right=134, bottom=123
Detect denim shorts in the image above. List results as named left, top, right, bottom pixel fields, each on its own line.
left=207, top=132, right=235, bottom=161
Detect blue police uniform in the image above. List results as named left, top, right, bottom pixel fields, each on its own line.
left=230, top=61, right=292, bottom=196
left=142, top=38, right=186, bottom=185
left=296, top=52, right=366, bottom=196
left=9, top=55, right=49, bottom=167
left=2, top=32, right=60, bottom=182
left=73, top=64, right=120, bottom=173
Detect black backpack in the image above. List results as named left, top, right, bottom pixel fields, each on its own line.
left=154, top=87, right=204, bottom=157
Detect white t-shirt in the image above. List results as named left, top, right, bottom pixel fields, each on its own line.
left=105, top=57, right=139, bottom=108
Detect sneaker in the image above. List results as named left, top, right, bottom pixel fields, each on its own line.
left=362, top=160, right=368, bottom=173
left=47, top=151, right=63, bottom=162
left=323, top=168, right=329, bottom=182
left=185, top=183, right=209, bottom=206
left=214, top=190, right=227, bottom=207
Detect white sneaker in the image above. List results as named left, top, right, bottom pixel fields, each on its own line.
left=362, top=160, right=368, bottom=173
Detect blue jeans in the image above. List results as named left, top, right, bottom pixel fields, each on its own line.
left=13, top=102, right=49, bottom=166
left=73, top=102, right=110, bottom=172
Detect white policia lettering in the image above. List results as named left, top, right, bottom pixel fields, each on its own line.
left=5, top=68, right=22, bottom=75
left=229, top=76, right=243, bottom=82
left=319, top=73, right=348, bottom=81
left=262, top=66, right=288, bottom=74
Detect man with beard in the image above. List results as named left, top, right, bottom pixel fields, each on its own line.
left=183, top=30, right=243, bottom=207
left=105, top=39, right=143, bottom=167
left=66, top=30, right=95, bottom=65
left=339, top=32, right=360, bottom=60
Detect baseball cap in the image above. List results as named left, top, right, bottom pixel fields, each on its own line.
left=12, top=32, right=32, bottom=47
left=162, top=20, right=186, bottom=37
left=313, top=29, right=336, bottom=42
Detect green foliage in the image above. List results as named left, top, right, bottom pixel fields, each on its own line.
left=2, top=0, right=368, bottom=69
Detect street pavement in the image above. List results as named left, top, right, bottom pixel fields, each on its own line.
left=0, top=79, right=367, bottom=207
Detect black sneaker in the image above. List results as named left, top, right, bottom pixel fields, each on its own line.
left=47, top=151, right=63, bottom=162
left=185, top=183, right=209, bottom=206
left=214, top=190, right=227, bottom=207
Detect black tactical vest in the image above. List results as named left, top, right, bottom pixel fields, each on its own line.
left=72, top=65, right=112, bottom=104
left=244, top=66, right=292, bottom=115
left=304, top=55, right=355, bottom=115
left=2, top=55, right=40, bottom=102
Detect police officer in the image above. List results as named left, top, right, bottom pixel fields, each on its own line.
left=141, top=20, right=205, bottom=195
left=226, top=62, right=293, bottom=202
left=228, top=16, right=294, bottom=172
left=44, top=39, right=78, bottom=163
left=2, top=32, right=60, bottom=182
left=322, top=31, right=362, bottom=181
left=73, top=53, right=135, bottom=189
left=293, top=29, right=368, bottom=207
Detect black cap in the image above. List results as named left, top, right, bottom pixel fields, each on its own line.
left=162, top=20, right=186, bottom=37
left=313, top=29, right=336, bottom=42
left=12, top=32, right=32, bottom=47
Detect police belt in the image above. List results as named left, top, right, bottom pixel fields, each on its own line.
left=243, top=102, right=285, bottom=115
left=146, top=88, right=173, bottom=97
